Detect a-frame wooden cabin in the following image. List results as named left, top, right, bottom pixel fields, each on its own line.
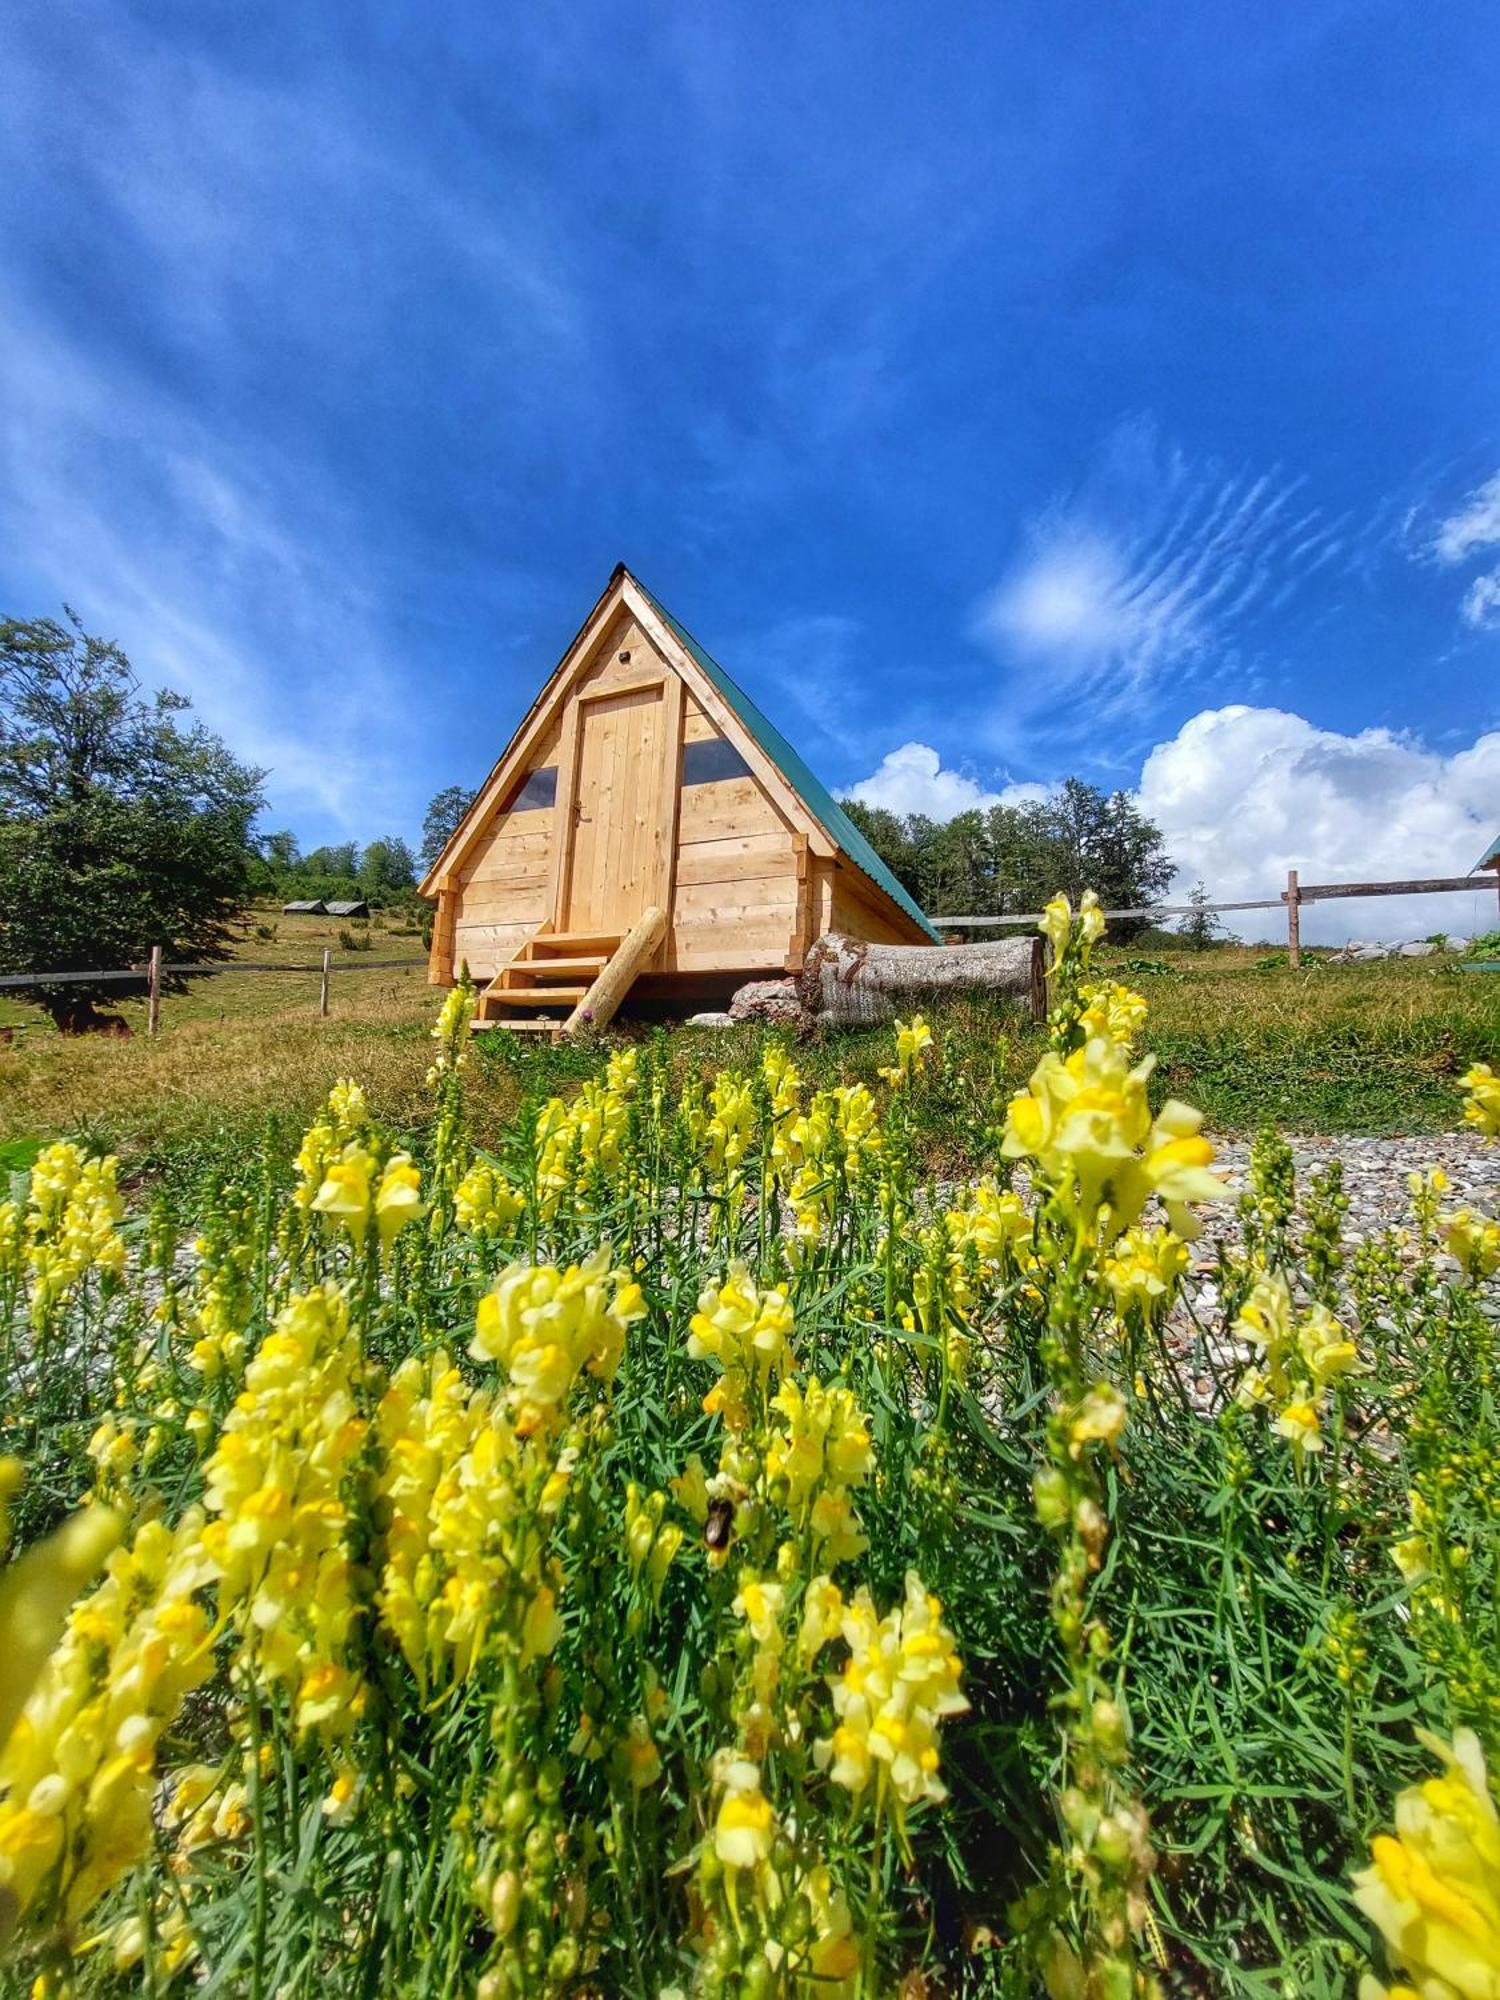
left=420, top=565, right=940, bottom=1032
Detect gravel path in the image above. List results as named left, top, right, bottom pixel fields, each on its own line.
left=1195, top=1130, right=1500, bottom=1258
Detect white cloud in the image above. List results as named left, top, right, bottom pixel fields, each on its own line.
left=845, top=707, right=1500, bottom=942
left=844, top=741, right=1045, bottom=818
left=971, top=419, right=1347, bottom=712
left=1138, top=706, right=1500, bottom=942
left=1461, top=568, right=1500, bottom=629
left=1432, top=471, right=1500, bottom=565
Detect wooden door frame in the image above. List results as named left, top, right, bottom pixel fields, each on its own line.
left=550, top=670, right=677, bottom=938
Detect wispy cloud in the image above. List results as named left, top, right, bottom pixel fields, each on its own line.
left=1425, top=469, right=1500, bottom=629
left=1431, top=471, right=1500, bottom=565
left=969, top=419, right=1347, bottom=717
left=0, top=14, right=584, bottom=842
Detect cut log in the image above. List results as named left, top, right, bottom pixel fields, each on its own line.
left=795, top=932, right=1044, bottom=1029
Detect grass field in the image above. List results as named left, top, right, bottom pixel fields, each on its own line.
left=2, top=913, right=1498, bottom=1195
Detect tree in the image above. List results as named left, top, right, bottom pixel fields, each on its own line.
left=838, top=779, right=1173, bottom=935
left=1177, top=881, right=1223, bottom=951
left=302, top=841, right=360, bottom=880
left=420, top=784, right=477, bottom=869
left=260, top=829, right=300, bottom=870
left=359, top=836, right=417, bottom=895
left=0, top=611, right=265, bottom=1030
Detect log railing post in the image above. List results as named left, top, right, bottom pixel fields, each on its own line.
left=320, top=948, right=331, bottom=1018
left=147, top=945, right=162, bottom=1037
left=1285, top=869, right=1301, bottom=969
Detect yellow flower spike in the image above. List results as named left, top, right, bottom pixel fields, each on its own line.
left=1445, top=1209, right=1500, bottom=1280
left=1353, top=1728, right=1500, bottom=2000
left=1102, top=1224, right=1189, bottom=1324
left=1078, top=981, right=1149, bottom=1049
left=880, top=1014, right=935, bottom=1087
left=1460, top=1062, right=1500, bottom=1142
left=1040, top=894, right=1074, bottom=970
left=0, top=1493, right=120, bottom=1757
left=472, top=1248, right=643, bottom=1436
left=816, top=1571, right=967, bottom=1813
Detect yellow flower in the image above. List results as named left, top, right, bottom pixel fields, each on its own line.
left=1068, top=1383, right=1128, bottom=1457
left=689, top=1263, right=794, bottom=1428
left=713, top=1759, right=776, bottom=1870
left=816, top=1571, right=967, bottom=1814
left=375, top=1153, right=423, bottom=1247
left=1353, top=1728, right=1500, bottom=2000
left=472, top=1247, right=644, bottom=1436
left=1002, top=1036, right=1224, bottom=1242
left=0, top=1516, right=213, bottom=1935
left=878, top=1014, right=934, bottom=1088
left=706, top=1071, right=756, bottom=1177
left=0, top=1484, right=120, bottom=1758
left=1446, top=1209, right=1500, bottom=1280
left=1103, top=1225, right=1189, bottom=1324
left=1274, top=1399, right=1324, bottom=1469
left=311, top=1145, right=375, bottom=1244
left=1040, top=894, right=1073, bottom=969
left=1298, top=1304, right=1361, bottom=1390
left=1460, top=1063, right=1500, bottom=1142
left=454, top=1161, right=524, bottom=1236
left=1078, top=981, right=1149, bottom=1048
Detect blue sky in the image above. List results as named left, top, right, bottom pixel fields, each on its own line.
left=3, top=1, right=1499, bottom=934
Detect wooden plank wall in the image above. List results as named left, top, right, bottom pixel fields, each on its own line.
left=452, top=718, right=560, bottom=978
left=667, top=696, right=799, bottom=969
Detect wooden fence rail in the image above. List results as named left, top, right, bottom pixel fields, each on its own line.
left=0, top=955, right=426, bottom=1034
left=929, top=870, right=1500, bottom=970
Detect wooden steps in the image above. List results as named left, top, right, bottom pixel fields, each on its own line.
left=471, top=908, right=667, bottom=1040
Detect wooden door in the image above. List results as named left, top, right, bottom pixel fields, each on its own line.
left=560, top=683, right=665, bottom=934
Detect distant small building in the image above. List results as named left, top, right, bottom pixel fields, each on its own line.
left=283, top=899, right=326, bottom=915
left=325, top=899, right=370, bottom=919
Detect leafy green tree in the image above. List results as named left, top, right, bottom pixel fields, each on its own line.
left=359, top=835, right=417, bottom=895
left=261, top=828, right=300, bottom=870
left=302, top=841, right=360, bottom=879
left=0, top=611, right=265, bottom=1030
left=420, top=783, right=477, bottom=869
left=840, top=778, right=1173, bottom=935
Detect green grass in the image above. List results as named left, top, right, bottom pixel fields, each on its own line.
left=2, top=924, right=1496, bottom=1193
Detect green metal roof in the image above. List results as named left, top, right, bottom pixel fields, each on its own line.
left=635, top=578, right=942, bottom=943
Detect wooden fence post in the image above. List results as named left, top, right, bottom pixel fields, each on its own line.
left=146, top=946, right=162, bottom=1036
left=1285, top=870, right=1301, bottom=969
left=320, top=948, right=331, bottom=1018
